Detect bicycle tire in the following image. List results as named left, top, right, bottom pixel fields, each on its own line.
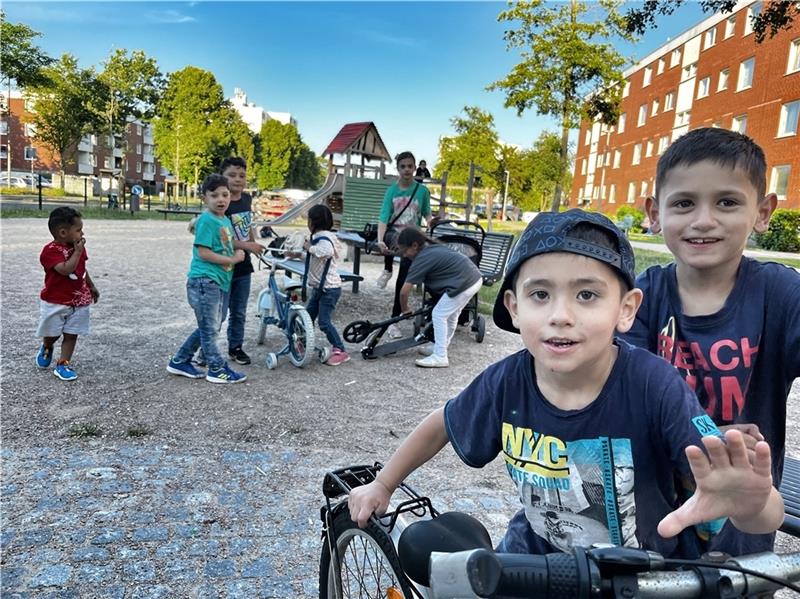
left=287, top=307, right=315, bottom=367
left=319, top=509, right=414, bottom=599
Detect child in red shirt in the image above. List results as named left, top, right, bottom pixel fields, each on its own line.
left=36, top=207, right=100, bottom=381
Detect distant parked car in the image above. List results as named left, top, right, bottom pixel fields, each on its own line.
left=0, top=175, right=29, bottom=188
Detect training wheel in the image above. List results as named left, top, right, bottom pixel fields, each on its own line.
left=318, top=346, right=331, bottom=364
left=265, top=352, right=278, bottom=370
left=474, top=315, right=486, bottom=343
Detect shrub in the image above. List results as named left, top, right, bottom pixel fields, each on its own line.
left=614, top=206, right=646, bottom=232
left=754, top=209, right=800, bottom=253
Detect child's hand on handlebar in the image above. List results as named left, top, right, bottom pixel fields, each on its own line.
left=349, top=480, right=392, bottom=528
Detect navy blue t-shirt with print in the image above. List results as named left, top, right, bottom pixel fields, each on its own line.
left=226, top=192, right=255, bottom=279
left=623, top=257, right=800, bottom=555
left=444, top=339, right=721, bottom=559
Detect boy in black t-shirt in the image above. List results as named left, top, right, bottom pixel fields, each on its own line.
left=348, top=209, right=784, bottom=558
left=623, top=128, right=800, bottom=555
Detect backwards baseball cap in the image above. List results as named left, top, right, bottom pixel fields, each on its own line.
left=493, top=209, right=636, bottom=333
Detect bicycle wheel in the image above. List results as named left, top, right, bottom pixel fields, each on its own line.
left=319, top=509, right=413, bottom=599
left=287, top=307, right=315, bottom=367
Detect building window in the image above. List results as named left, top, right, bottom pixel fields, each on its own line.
left=623, top=80, right=630, bottom=98
left=664, top=91, right=675, bottom=111
left=744, top=2, right=762, bottom=36
left=658, top=135, right=669, bottom=154
left=613, top=150, right=621, bottom=168
left=638, top=104, right=647, bottom=126
left=737, top=57, right=755, bottom=90
left=651, top=98, right=660, bottom=116
left=640, top=181, right=649, bottom=197
left=136, top=161, right=142, bottom=173
left=718, top=68, right=730, bottom=91
left=646, top=140, right=654, bottom=157
left=676, top=110, right=691, bottom=126
left=0, top=120, right=6, bottom=135
left=24, top=98, right=36, bottom=112
left=704, top=27, right=717, bottom=49
left=104, top=156, right=112, bottom=169
left=670, top=48, right=681, bottom=68
left=643, top=66, right=653, bottom=86
left=778, top=100, right=800, bottom=137
left=769, top=165, right=790, bottom=200
left=627, top=182, right=636, bottom=203
left=0, top=145, right=7, bottom=159
left=713, top=121, right=723, bottom=128
left=24, top=146, right=37, bottom=160
left=136, top=124, right=142, bottom=135
left=732, top=114, right=747, bottom=134
left=697, top=76, right=711, bottom=98
left=608, top=184, right=616, bottom=204
left=584, top=129, right=591, bottom=145
left=788, top=39, right=800, bottom=74
left=725, top=15, right=737, bottom=38
left=106, top=135, right=113, bottom=148
left=617, top=113, right=626, bottom=134
left=605, top=152, right=611, bottom=166
left=682, top=62, right=697, bottom=81
left=136, top=143, right=142, bottom=154
left=657, top=58, right=666, bottom=74
left=90, top=154, right=97, bottom=167
left=581, top=158, right=587, bottom=175
left=632, top=143, right=642, bottom=165
left=24, top=123, right=36, bottom=137
left=596, top=153, right=604, bottom=168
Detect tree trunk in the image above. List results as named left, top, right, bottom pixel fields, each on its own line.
left=551, top=122, right=570, bottom=212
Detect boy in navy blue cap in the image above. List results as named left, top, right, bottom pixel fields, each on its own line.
left=348, top=209, right=784, bottom=558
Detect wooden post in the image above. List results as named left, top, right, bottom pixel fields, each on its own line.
left=439, top=171, right=448, bottom=219
left=465, top=162, right=475, bottom=222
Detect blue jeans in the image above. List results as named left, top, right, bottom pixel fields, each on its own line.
left=173, top=278, right=228, bottom=370
left=306, top=287, right=344, bottom=350
left=222, top=274, right=251, bottom=350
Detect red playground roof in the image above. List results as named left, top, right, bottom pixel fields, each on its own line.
left=323, top=122, right=391, bottom=161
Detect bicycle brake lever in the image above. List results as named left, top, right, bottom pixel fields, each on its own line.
left=588, top=546, right=666, bottom=575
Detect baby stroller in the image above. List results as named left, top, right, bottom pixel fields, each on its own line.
left=415, top=219, right=486, bottom=343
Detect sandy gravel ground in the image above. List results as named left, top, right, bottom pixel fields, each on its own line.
left=1, top=218, right=798, bottom=593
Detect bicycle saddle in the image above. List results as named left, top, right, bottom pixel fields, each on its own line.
left=398, top=511, right=493, bottom=587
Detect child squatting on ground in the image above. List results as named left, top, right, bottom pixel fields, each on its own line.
left=167, top=174, right=247, bottom=384
left=348, top=209, right=784, bottom=558
left=396, top=228, right=483, bottom=368
left=623, top=127, right=800, bottom=556
left=36, top=207, right=100, bottom=381
left=297, top=204, right=351, bottom=366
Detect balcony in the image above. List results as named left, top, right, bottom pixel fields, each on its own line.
left=143, top=130, right=154, bottom=144
left=77, top=162, right=94, bottom=175
left=77, top=136, right=93, bottom=152
left=143, top=152, right=154, bottom=163
left=113, top=147, right=124, bottom=158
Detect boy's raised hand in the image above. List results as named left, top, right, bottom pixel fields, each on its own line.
left=658, top=430, right=780, bottom=538
left=348, top=480, right=392, bottom=529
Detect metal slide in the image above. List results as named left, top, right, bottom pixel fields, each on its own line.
left=256, top=172, right=343, bottom=226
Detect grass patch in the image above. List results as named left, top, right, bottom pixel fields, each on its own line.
left=68, top=421, right=103, bottom=438
left=1, top=205, right=199, bottom=220
left=1, top=186, right=82, bottom=198
left=126, top=423, right=151, bottom=438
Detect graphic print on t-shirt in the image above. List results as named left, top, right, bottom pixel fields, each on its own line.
left=657, top=316, right=759, bottom=423
left=502, top=423, right=638, bottom=552
left=391, top=194, right=420, bottom=228
left=228, top=210, right=252, bottom=242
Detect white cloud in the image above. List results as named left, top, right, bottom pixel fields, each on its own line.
left=144, top=9, right=196, bottom=24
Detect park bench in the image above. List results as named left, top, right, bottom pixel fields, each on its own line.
left=430, top=225, right=516, bottom=286
left=156, top=208, right=202, bottom=220
left=260, top=256, right=364, bottom=294
left=780, top=455, right=800, bottom=536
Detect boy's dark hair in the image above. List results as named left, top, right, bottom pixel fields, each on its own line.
left=48, top=206, right=82, bottom=236
left=395, top=151, right=416, bottom=165
left=656, top=128, right=767, bottom=201
left=219, top=156, right=247, bottom=173
left=308, top=204, right=333, bottom=233
left=397, top=227, right=437, bottom=248
left=202, top=173, right=230, bottom=195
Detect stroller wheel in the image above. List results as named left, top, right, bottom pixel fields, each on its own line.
left=318, top=346, right=331, bottom=364
left=265, top=352, right=278, bottom=369
left=474, top=316, right=486, bottom=343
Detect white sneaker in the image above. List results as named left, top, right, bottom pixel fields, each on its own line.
left=376, top=270, right=392, bottom=289
left=417, top=345, right=434, bottom=356
left=415, top=354, right=449, bottom=368
left=387, top=324, right=404, bottom=339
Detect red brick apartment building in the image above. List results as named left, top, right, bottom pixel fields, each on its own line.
left=0, top=90, right=166, bottom=191
left=571, top=1, right=800, bottom=213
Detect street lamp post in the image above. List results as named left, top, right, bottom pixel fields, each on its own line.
left=502, top=170, right=510, bottom=221
left=174, top=124, right=181, bottom=206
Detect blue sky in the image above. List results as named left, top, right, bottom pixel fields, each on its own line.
left=6, top=1, right=706, bottom=173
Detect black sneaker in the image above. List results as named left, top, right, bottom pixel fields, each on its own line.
left=228, top=347, right=251, bottom=365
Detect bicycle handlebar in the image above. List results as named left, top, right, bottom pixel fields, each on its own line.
left=428, top=546, right=800, bottom=598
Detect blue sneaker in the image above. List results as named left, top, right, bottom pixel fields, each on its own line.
left=206, top=364, right=247, bottom=384
left=53, top=361, right=77, bottom=381
left=166, top=358, right=204, bottom=379
left=36, top=345, right=53, bottom=369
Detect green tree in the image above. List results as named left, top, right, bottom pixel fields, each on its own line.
left=0, top=11, right=54, bottom=179
left=257, top=120, right=320, bottom=190
left=435, top=106, right=500, bottom=203
left=625, top=1, right=798, bottom=43
left=488, top=0, right=633, bottom=211
left=27, top=54, right=105, bottom=177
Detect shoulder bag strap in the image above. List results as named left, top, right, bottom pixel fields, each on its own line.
left=387, top=183, right=419, bottom=229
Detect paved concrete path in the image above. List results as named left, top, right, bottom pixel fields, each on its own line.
left=630, top=240, right=798, bottom=262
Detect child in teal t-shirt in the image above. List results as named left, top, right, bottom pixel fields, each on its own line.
left=167, top=174, right=247, bottom=384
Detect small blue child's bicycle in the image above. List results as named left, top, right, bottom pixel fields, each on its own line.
left=255, top=253, right=330, bottom=369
